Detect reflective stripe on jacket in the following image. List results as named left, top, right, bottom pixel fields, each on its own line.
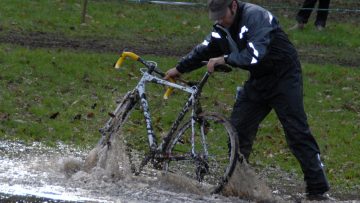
left=176, top=2, right=298, bottom=79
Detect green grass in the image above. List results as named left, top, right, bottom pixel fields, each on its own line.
left=287, top=23, right=360, bottom=48
left=0, top=44, right=125, bottom=145
left=1, top=0, right=359, bottom=61
left=0, top=0, right=211, bottom=48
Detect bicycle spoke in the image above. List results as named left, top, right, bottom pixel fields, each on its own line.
left=165, top=113, right=238, bottom=193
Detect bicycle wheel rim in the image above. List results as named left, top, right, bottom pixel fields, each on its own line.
left=165, top=112, right=238, bottom=193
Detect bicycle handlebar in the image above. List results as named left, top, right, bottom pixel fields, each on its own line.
left=115, top=51, right=165, bottom=77
left=114, top=51, right=232, bottom=100
left=115, top=52, right=140, bottom=69
left=115, top=51, right=173, bottom=99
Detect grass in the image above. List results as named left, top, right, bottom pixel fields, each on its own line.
left=0, top=0, right=359, bottom=64
left=0, top=44, right=123, bottom=145
left=0, top=0, right=211, bottom=49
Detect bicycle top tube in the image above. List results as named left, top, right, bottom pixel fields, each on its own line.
left=115, top=51, right=232, bottom=99
left=139, top=69, right=195, bottom=95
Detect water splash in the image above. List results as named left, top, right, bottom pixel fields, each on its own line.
left=0, top=140, right=110, bottom=202
left=222, top=160, right=280, bottom=202
left=0, top=129, right=286, bottom=202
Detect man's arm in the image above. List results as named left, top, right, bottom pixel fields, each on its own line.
left=226, top=6, right=279, bottom=68
left=175, top=33, right=223, bottom=73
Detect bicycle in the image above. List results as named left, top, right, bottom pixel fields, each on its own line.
left=97, top=51, right=239, bottom=194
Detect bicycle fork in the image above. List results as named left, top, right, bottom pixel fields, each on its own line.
left=191, top=113, right=210, bottom=182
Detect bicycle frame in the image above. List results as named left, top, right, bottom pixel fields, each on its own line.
left=133, top=67, right=210, bottom=157
left=99, top=52, right=238, bottom=190
left=103, top=51, right=224, bottom=171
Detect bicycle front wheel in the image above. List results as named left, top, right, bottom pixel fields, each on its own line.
left=165, top=112, right=239, bottom=194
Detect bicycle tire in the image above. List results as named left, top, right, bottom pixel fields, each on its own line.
left=98, top=91, right=138, bottom=146
left=88, top=91, right=139, bottom=173
left=164, top=112, right=239, bottom=194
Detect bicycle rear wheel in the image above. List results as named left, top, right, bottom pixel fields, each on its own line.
left=164, top=112, right=239, bottom=194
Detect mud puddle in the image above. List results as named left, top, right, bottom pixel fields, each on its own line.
left=0, top=140, right=256, bottom=203
left=3, top=139, right=356, bottom=203
left=0, top=140, right=109, bottom=202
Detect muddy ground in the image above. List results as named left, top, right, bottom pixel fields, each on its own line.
left=0, top=139, right=359, bottom=203
left=0, top=30, right=359, bottom=68
left=0, top=139, right=356, bottom=203
left=0, top=30, right=184, bottom=57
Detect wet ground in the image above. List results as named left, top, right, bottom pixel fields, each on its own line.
left=0, top=141, right=106, bottom=202
left=0, top=140, right=252, bottom=203
left=1, top=140, right=359, bottom=202
left=0, top=30, right=359, bottom=68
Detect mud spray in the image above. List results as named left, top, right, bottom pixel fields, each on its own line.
left=56, top=95, right=281, bottom=202
left=58, top=125, right=283, bottom=203
left=222, top=160, right=284, bottom=202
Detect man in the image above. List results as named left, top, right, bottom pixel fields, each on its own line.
left=291, top=0, right=331, bottom=31
left=165, top=0, right=331, bottom=200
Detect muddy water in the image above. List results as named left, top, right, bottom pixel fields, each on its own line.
left=0, top=140, right=275, bottom=203
left=0, top=140, right=107, bottom=202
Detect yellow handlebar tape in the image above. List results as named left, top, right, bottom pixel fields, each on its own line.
left=163, top=77, right=176, bottom=100
left=115, top=52, right=140, bottom=69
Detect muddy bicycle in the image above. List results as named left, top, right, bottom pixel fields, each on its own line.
left=98, top=51, right=239, bottom=193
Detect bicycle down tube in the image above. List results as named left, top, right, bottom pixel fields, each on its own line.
left=158, top=71, right=210, bottom=154
left=136, top=68, right=211, bottom=154
left=136, top=68, right=196, bottom=152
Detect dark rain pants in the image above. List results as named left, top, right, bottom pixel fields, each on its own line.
left=296, top=0, right=331, bottom=27
left=230, top=56, right=330, bottom=195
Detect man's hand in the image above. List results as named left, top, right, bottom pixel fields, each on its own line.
left=164, top=67, right=181, bottom=80
left=207, top=56, right=225, bottom=73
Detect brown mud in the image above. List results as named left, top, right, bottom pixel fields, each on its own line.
left=79, top=117, right=358, bottom=203
left=0, top=30, right=359, bottom=68
left=80, top=135, right=279, bottom=202
left=78, top=95, right=278, bottom=202
left=0, top=31, right=186, bottom=57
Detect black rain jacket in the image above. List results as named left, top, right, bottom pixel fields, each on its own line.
left=176, top=2, right=299, bottom=82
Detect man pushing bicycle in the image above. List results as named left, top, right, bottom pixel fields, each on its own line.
left=165, top=0, right=331, bottom=200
